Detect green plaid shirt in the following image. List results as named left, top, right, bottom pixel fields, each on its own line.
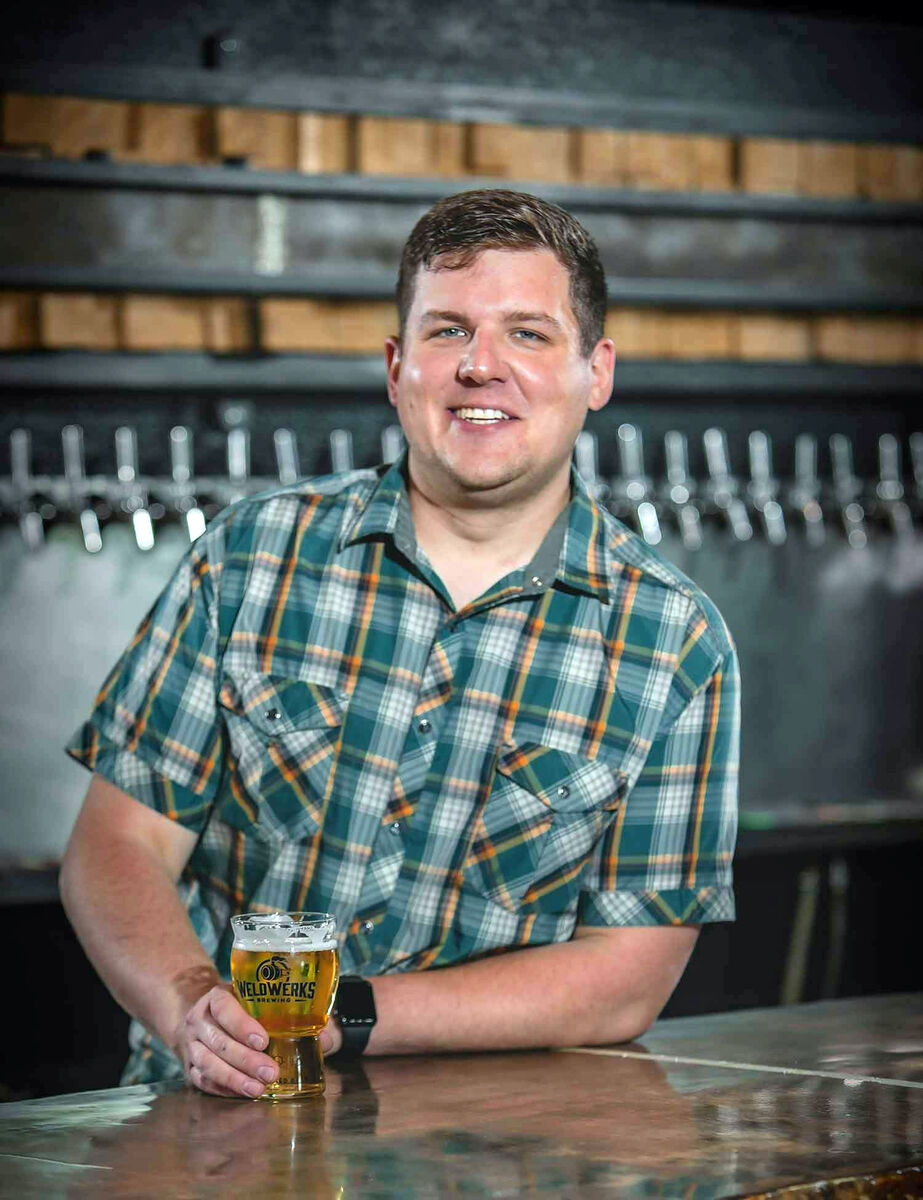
left=68, top=457, right=739, bottom=1083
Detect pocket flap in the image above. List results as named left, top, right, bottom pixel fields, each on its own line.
left=219, top=673, right=347, bottom=736
left=496, top=742, right=625, bottom=813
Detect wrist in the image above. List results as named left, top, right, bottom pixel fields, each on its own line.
left=329, top=975, right=377, bottom=1059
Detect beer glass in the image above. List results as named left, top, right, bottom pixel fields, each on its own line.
left=230, top=911, right=339, bottom=1099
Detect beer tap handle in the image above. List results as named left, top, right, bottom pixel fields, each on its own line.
left=703, top=427, right=731, bottom=484
left=748, top=431, right=772, bottom=493
left=10, top=428, right=44, bottom=552
left=664, top=431, right=690, bottom=489
left=677, top=503, right=703, bottom=550
left=381, top=425, right=404, bottom=465
left=574, top=430, right=600, bottom=488
left=727, top=498, right=754, bottom=542
left=274, top=428, right=301, bottom=486
left=170, top=426, right=206, bottom=542
left=909, top=431, right=923, bottom=500
left=829, top=433, right=868, bottom=547
left=792, top=433, right=825, bottom=547
left=876, top=433, right=913, bottom=538
left=616, top=423, right=644, bottom=482
left=226, top=428, right=251, bottom=503
left=115, top=425, right=155, bottom=551
left=662, top=431, right=701, bottom=549
left=329, top=429, right=354, bottom=474
left=703, top=428, right=751, bottom=541
left=62, top=424, right=102, bottom=554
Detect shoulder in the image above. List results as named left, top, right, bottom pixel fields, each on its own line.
left=598, top=506, right=736, bottom=665
left=200, top=468, right=382, bottom=559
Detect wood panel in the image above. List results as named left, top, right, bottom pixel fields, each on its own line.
left=576, top=129, right=629, bottom=186
left=0, top=293, right=37, bottom=350
left=121, top=296, right=204, bottom=350
left=202, top=298, right=252, bottom=353
left=296, top=113, right=353, bottom=174
left=604, top=309, right=668, bottom=358
left=814, top=315, right=916, bottom=363
left=261, top=298, right=397, bottom=353
left=3, top=93, right=131, bottom=158
left=859, top=145, right=923, bottom=202
left=689, top=135, right=735, bottom=192
left=38, top=293, right=120, bottom=349
left=213, top=107, right=298, bottom=170
left=469, top=123, right=573, bottom=183
left=802, top=140, right=859, bottom=199
left=739, top=137, right=804, bottom=195
left=357, top=116, right=465, bottom=178
left=662, top=311, right=736, bottom=358
left=128, top=103, right=210, bottom=165
left=625, top=132, right=694, bottom=191
left=736, top=314, right=812, bottom=361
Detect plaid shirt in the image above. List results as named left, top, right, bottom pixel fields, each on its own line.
left=68, top=457, right=739, bottom=1083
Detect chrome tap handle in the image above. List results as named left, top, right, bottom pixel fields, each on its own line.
left=704, top=427, right=732, bottom=483
left=115, top=425, right=154, bottom=551
left=727, top=498, right=754, bottom=542
left=62, top=424, right=102, bottom=554
left=170, top=426, right=206, bottom=542
left=616, top=423, right=644, bottom=482
left=791, top=433, right=825, bottom=547
left=910, top=432, right=923, bottom=498
left=226, top=428, right=251, bottom=503
left=876, top=433, right=913, bottom=537
left=664, top=431, right=690, bottom=489
left=662, top=431, right=700, bottom=548
left=703, top=428, right=751, bottom=541
left=274, top=428, right=301, bottom=485
left=169, top=425, right=194, bottom=486
left=381, top=425, right=404, bottom=465
left=10, top=428, right=44, bottom=551
left=330, top=428, right=354, bottom=474
left=574, top=431, right=600, bottom=487
left=677, top=503, right=703, bottom=550
left=829, top=433, right=868, bottom=547
left=748, top=431, right=772, bottom=493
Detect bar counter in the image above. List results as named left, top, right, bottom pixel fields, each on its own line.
left=1, top=994, right=921, bottom=1198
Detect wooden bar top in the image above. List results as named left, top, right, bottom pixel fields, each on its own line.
left=1, top=995, right=921, bottom=1197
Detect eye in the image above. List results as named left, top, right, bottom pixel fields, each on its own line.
left=512, top=329, right=546, bottom=342
left=432, top=326, right=467, bottom=339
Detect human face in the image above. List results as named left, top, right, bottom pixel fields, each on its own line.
left=385, top=248, right=614, bottom=509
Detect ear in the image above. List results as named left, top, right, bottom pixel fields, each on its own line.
left=587, top=337, right=616, bottom=412
left=385, top=337, right=402, bottom=409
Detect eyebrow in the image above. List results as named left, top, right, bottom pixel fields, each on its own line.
left=417, top=308, right=566, bottom=332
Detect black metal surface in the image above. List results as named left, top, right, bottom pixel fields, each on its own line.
left=2, top=353, right=923, bottom=397
left=5, top=158, right=923, bottom=227
left=1, top=0, right=922, bottom=140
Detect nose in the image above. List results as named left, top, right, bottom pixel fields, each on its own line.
left=457, top=331, right=509, bottom=385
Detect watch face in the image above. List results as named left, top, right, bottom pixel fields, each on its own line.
left=336, top=977, right=376, bottom=1025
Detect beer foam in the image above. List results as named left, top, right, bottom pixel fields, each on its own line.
left=232, top=913, right=337, bottom=952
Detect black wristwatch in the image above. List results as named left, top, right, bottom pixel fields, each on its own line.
left=331, top=975, right=377, bottom=1060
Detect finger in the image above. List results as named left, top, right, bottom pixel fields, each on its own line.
left=186, top=1063, right=241, bottom=1099
left=193, top=1013, right=279, bottom=1086
left=188, top=1041, right=269, bottom=1099
left=208, top=987, right=271, bottom=1052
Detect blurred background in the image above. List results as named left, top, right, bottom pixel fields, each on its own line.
left=1, top=0, right=921, bottom=1098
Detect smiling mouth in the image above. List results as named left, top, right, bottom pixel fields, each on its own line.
left=452, top=407, right=514, bottom=424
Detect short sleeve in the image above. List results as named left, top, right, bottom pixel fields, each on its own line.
left=577, top=622, right=740, bottom=927
left=66, top=534, right=226, bottom=832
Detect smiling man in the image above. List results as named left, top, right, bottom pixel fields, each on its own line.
left=61, top=189, right=739, bottom=1098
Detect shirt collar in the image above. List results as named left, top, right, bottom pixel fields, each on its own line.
left=340, top=454, right=610, bottom=605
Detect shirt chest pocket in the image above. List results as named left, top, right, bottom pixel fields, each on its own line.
left=463, top=742, right=627, bottom=914
left=217, top=672, right=348, bottom=843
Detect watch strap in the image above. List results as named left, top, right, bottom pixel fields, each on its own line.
left=332, top=975, right=376, bottom=1060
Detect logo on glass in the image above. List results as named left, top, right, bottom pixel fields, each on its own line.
left=256, top=954, right=291, bottom=983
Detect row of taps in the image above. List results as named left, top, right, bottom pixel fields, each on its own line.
left=1, top=423, right=921, bottom=555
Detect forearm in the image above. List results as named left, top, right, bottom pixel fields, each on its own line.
left=360, top=925, right=697, bottom=1057
left=60, top=776, right=217, bottom=1056
left=60, top=836, right=219, bottom=1053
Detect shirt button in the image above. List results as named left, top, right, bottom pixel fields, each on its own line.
left=360, top=920, right=374, bottom=934
left=531, top=575, right=543, bottom=588
left=390, top=821, right=402, bottom=835
left=417, top=718, right=432, bottom=734
left=265, top=708, right=281, bottom=722
left=557, top=785, right=570, bottom=800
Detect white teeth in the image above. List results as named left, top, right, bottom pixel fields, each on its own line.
left=454, top=407, right=511, bottom=423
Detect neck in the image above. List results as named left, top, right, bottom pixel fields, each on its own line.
left=406, top=458, right=571, bottom=602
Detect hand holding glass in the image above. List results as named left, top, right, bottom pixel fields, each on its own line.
left=230, top=912, right=339, bottom=1099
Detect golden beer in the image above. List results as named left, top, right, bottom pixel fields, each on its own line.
left=230, top=912, right=339, bottom=1100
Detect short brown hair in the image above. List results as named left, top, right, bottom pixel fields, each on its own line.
left=397, top=189, right=607, bottom=357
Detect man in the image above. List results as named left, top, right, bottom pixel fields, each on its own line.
left=61, top=189, right=739, bottom=1100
